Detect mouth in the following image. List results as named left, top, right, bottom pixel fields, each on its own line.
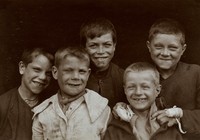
left=33, top=81, right=46, bottom=87
left=133, top=98, right=147, bottom=102
left=159, top=58, right=172, bottom=61
left=68, top=83, right=81, bottom=87
left=94, top=57, right=108, bottom=61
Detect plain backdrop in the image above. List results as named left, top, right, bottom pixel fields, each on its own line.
left=0, top=0, right=200, bottom=95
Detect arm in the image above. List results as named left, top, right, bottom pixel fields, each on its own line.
left=32, top=115, right=44, bottom=140
left=100, top=106, right=112, bottom=139
left=180, top=67, right=200, bottom=134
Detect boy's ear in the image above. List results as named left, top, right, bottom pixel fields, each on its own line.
left=156, top=84, right=162, bottom=96
left=113, top=42, right=116, bottom=51
left=88, top=68, right=91, bottom=75
left=52, top=66, right=58, bottom=80
left=181, top=44, right=187, bottom=55
left=19, top=61, right=26, bottom=75
left=146, top=41, right=151, bottom=52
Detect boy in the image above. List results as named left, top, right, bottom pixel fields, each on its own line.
left=104, top=62, right=183, bottom=140
left=0, top=48, right=54, bottom=140
left=147, top=18, right=200, bottom=139
left=32, top=46, right=111, bottom=140
left=80, top=18, right=127, bottom=108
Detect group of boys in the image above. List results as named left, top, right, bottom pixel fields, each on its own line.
left=0, top=17, right=200, bottom=140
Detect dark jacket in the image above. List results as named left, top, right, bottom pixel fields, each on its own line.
left=159, top=62, right=200, bottom=139
left=0, top=88, right=33, bottom=140
left=104, top=119, right=183, bottom=140
left=86, top=62, right=127, bottom=108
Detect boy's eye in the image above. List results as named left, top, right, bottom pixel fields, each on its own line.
left=168, top=45, right=178, bottom=51
left=88, top=44, right=97, bottom=48
left=64, top=69, right=72, bottom=73
left=33, top=68, right=41, bottom=72
left=104, top=43, right=112, bottom=48
left=127, top=85, right=136, bottom=90
left=79, top=69, right=87, bottom=74
left=142, top=86, right=150, bottom=89
left=154, top=44, right=163, bottom=49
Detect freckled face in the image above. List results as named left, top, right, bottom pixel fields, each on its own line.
left=85, top=33, right=116, bottom=71
left=147, top=33, right=186, bottom=71
left=20, top=55, right=52, bottom=95
left=53, top=56, right=91, bottom=97
left=124, top=70, right=160, bottom=112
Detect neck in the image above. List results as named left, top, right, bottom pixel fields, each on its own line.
left=59, top=90, right=86, bottom=104
left=133, top=108, right=149, bottom=120
left=91, top=63, right=110, bottom=73
left=18, top=85, right=38, bottom=100
left=158, top=65, right=177, bottom=79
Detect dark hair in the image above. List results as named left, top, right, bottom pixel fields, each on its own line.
left=54, top=46, right=90, bottom=67
left=124, top=62, right=160, bottom=85
left=148, top=18, right=185, bottom=45
left=21, top=48, right=54, bottom=66
left=80, top=17, right=117, bottom=46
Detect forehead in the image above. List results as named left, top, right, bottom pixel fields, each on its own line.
left=30, top=54, right=51, bottom=65
left=152, top=33, right=183, bottom=43
left=60, top=55, right=89, bottom=67
left=125, top=70, right=156, bottom=83
left=27, top=54, right=52, bottom=69
left=86, top=33, right=113, bottom=42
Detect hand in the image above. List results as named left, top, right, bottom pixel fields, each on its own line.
left=151, top=110, right=177, bottom=127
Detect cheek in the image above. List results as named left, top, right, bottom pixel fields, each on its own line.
left=108, top=47, right=115, bottom=54
left=125, top=91, right=132, bottom=98
left=151, top=49, right=160, bottom=56
left=86, top=48, right=95, bottom=55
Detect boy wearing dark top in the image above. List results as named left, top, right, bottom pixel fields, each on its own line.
left=0, top=48, right=53, bottom=140
left=80, top=18, right=127, bottom=108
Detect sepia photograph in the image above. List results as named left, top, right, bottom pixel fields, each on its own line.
left=0, top=0, right=200, bottom=139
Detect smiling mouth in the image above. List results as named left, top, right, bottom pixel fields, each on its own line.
left=95, top=57, right=108, bottom=60
left=68, top=84, right=81, bottom=87
left=133, top=98, right=147, bottom=101
left=33, top=81, right=45, bottom=87
left=159, top=58, right=172, bottom=61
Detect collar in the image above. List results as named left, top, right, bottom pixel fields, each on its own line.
left=83, top=89, right=108, bottom=122
left=32, top=89, right=109, bottom=123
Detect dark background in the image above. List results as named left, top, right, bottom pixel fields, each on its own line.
left=0, top=0, right=200, bottom=95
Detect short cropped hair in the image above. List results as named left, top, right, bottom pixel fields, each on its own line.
left=54, top=46, right=90, bottom=67
left=80, top=18, right=117, bottom=46
left=21, top=48, right=54, bottom=66
left=124, top=62, right=160, bottom=85
left=148, top=18, right=185, bottom=45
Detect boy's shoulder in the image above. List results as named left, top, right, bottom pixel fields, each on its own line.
left=32, top=94, right=57, bottom=118
left=110, top=62, right=124, bottom=73
left=84, top=89, right=110, bottom=122
left=84, top=89, right=108, bottom=105
left=179, top=62, right=200, bottom=70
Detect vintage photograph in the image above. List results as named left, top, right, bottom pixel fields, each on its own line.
left=0, top=0, right=200, bottom=139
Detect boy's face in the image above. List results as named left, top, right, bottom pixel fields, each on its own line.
left=85, top=33, right=116, bottom=71
left=19, top=54, right=52, bottom=95
left=53, top=55, right=91, bottom=97
left=124, top=70, right=160, bottom=112
left=147, top=33, right=186, bottom=71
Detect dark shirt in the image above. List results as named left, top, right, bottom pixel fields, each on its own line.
left=0, top=88, right=41, bottom=140
left=86, top=63, right=127, bottom=108
left=158, top=62, right=200, bottom=140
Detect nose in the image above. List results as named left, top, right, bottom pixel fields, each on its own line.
left=161, top=48, right=170, bottom=56
left=97, top=45, right=104, bottom=54
left=38, top=72, right=47, bottom=81
left=72, top=71, right=79, bottom=80
left=134, top=87, right=142, bottom=96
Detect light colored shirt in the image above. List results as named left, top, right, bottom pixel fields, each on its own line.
left=32, top=89, right=111, bottom=140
